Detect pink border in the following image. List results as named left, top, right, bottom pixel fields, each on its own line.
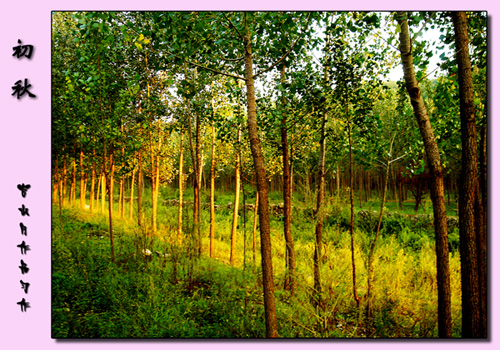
left=1, top=1, right=496, bottom=349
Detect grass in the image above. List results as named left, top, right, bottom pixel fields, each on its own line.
left=52, top=187, right=462, bottom=338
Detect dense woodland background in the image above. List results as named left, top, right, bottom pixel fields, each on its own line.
left=51, top=11, right=487, bottom=338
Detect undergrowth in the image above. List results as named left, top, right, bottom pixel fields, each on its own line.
left=52, top=190, right=462, bottom=338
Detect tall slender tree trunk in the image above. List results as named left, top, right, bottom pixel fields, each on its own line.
left=89, top=155, right=96, bottom=213
left=79, top=149, right=85, bottom=209
left=397, top=11, right=451, bottom=337
left=101, top=171, right=106, bottom=214
left=106, top=152, right=116, bottom=263
left=359, top=168, right=364, bottom=208
left=243, top=22, right=278, bottom=338
left=53, top=159, right=59, bottom=204
left=138, top=151, right=144, bottom=228
left=230, top=128, right=242, bottom=266
left=347, top=116, right=360, bottom=308
left=71, top=157, right=76, bottom=206
left=210, top=122, right=216, bottom=257
left=280, top=64, right=296, bottom=295
left=129, top=166, right=135, bottom=221
left=313, top=111, right=327, bottom=305
left=195, top=115, right=203, bottom=256
left=187, top=98, right=202, bottom=257
left=366, top=135, right=395, bottom=335
left=149, top=129, right=158, bottom=235
left=62, top=156, right=67, bottom=206
left=178, top=130, right=184, bottom=246
left=452, top=11, right=486, bottom=338
left=252, top=192, right=259, bottom=265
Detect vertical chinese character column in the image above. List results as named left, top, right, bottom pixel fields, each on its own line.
left=12, top=39, right=36, bottom=314
left=17, top=183, right=31, bottom=312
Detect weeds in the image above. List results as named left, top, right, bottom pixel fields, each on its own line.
left=52, top=190, right=462, bottom=338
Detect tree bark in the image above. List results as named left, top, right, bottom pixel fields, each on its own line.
left=230, top=128, right=242, bottom=266
left=90, top=153, right=96, bottom=213
left=210, top=122, right=216, bottom=258
left=397, top=11, right=451, bottom=337
left=138, top=151, right=143, bottom=228
left=348, top=116, right=360, bottom=308
left=452, top=11, right=486, bottom=338
left=280, top=64, right=296, bottom=296
left=252, top=192, right=259, bottom=265
left=243, top=21, right=278, bottom=337
left=129, top=166, right=135, bottom=221
left=178, top=129, right=184, bottom=246
left=71, top=157, right=76, bottom=206
left=313, top=111, right=327, bottom=305
left=79, top=149, right=85, bottom=209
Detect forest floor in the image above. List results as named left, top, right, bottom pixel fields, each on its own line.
left=51, top=191, right=462, bottom=338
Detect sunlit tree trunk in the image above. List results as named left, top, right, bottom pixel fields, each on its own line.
left=129, top=166, right=135, bottom=221
left=79, top=149, right=85, bottom=209
left=313, top=111, right=326, bottom=305
left=280, top=64, right=296, bottom=295
left=53, top=159, right=59, bottom=204
left=243, top=21, right=278, bottom=337
left=62, top=156, right=67, bottom=206
left=347, top=114, right=360, bottom=308
left=252, top=192, right=259, bottom=264
left=70, top=157, right=76, bottom=206
left=210, top=122, right=216, bottom=257
left=89, top=152, right=96, bottom=213
left=230, top=128, right=242, bottom=266
left=178, top=130, right=184, bottom=246
left=101, top=171, right=106, bottom=214
left=137, top=151, right=143, bottom=228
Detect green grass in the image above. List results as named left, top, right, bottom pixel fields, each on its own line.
left=52, top=187, right=462, bottom=338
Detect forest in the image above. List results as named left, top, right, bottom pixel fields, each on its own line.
left=51, top=11, right=487, bottom=338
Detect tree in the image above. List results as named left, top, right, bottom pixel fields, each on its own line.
left=452, top=11, right=486, bottom=338
left=396, top=11, right=452, bottom=337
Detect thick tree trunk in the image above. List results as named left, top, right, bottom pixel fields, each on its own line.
left=397, top=11, right=451, bottom=337
left=280, top=64, right=296, bottom=296
left=452, top=11, right=486, bottom=338
left=243, top=24, right=278, bottom=338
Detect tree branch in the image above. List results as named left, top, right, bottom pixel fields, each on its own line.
left=252, top=13, right=312, bottom=80
left=411, top=12, right=436, bottom=47
left=165, top=51, right=245, bottom=81
left=221, top=12, right=245, bottom=41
